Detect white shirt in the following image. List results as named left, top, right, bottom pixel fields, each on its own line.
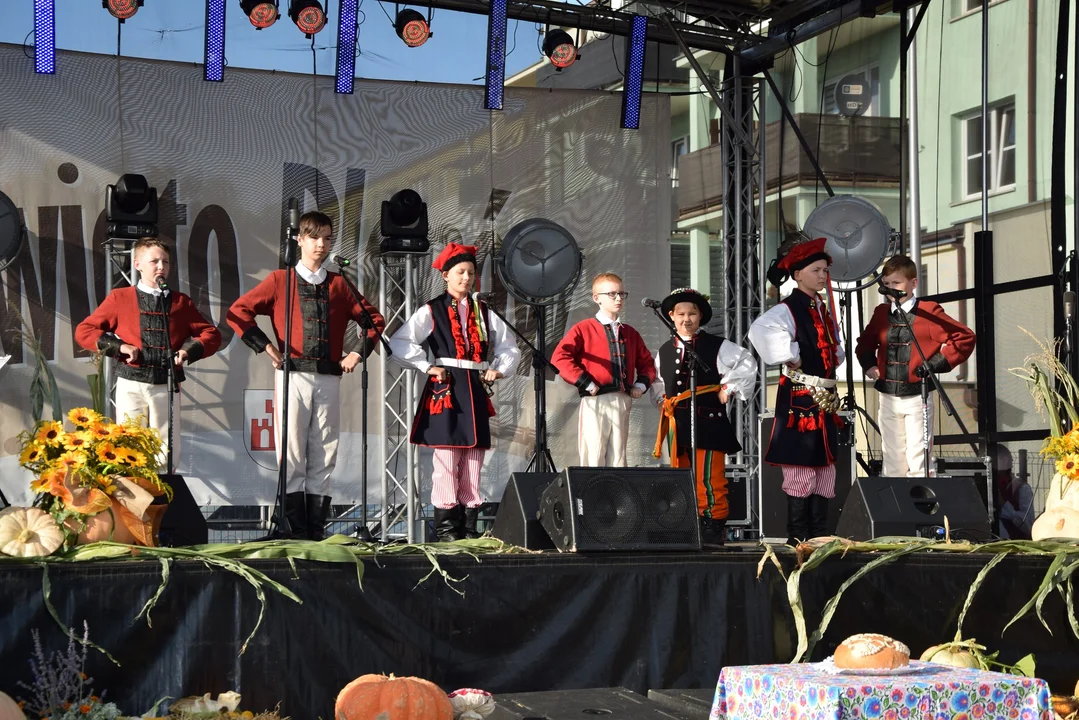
left=748, top=294, right=846, bottom=368
left=893, top=296, right=917, bottom=314
left=295, top=261, right=327, bottom=285
left=649, top=334, right=757, bottom=405
left=136, top=280, right=168, bottom=297
left=586, top=311, right=647, bottom=394
left=388, top=299, right=520, bottom=376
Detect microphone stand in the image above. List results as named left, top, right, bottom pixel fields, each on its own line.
left=270, top=228, right=298, bottom=539
left=335, top=268, right=393, bottom=542
left=159, top=286, right=177, bottom=478
left=484, top=302, right=560, bottom=473
left=646, top=305, right=711, bottom=485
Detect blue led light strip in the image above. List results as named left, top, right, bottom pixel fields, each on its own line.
left=204, top=0, right=226, bottom=82
left=484, top=0, right=508, bottom=110
left=34, top=0, right=56, bottom=75
left=335, top=0, right=359, bottom=94
left=620, top=14, right=648, bottom=129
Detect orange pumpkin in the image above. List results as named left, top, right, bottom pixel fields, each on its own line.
left=335, top=674, right=453, bottom=720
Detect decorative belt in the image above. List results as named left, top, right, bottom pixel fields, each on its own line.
left=781, top=365, right=838, bottom=389
left=436, top=358, right=489, bottom=371
left=782, top=365, right=842, bottom=414
left=653, top=383, right=724, bottom=458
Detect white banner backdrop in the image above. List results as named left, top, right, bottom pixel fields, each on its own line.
left=0, top=44, right=672, bottom=506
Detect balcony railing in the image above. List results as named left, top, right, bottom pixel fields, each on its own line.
left=676, top=114, right=903, bottom=217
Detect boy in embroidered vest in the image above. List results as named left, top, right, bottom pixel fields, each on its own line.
left=748, top=237, right=844, bottom=545
left=75, top=237, right=222, bottom=469
left=854, top=254, right=975, bottom=477
left=388, top=243, right=520, bottom=541
left=650, top=288, right=756, bottom=546
left=551, top=273, right=657, bottom=467
left=227, top=211, right=385, bottom=540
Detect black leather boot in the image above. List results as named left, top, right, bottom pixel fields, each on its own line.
left=786, top=495, right=809, bottom=547
left=699, top=516, right=726, bottom=547
left=306, top=494, right=332, bottom=541
left=433, top=507, right=460, bottom=541
left=461, top=507, right=483, bottom=539
left=808, top=494, right=829, bottom=539
left=283, top=491, right=307, bottom=539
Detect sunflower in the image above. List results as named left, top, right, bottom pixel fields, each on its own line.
left=96, top=442, right=121, bottom=464
left=1057, top=454, right=1079, bottom=479
left=30, top=467, right=65, bottom=493
left=67, top=407, right=101, bottom=427
left=34, top=421, right=64, bottom=446
left=116, top=446, right=147, bottom=467
left=57, top=450, right=88, bottom=471
left=88, top=421, right=113, bottom=440
left=97, top=475, right=117, bottom=496
left=62, top=431, right=93, bottom=452
left=19, top=442, right=45, bottom=465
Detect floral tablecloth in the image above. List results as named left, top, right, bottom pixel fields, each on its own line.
left=710, top=661, right=1052, bottom=720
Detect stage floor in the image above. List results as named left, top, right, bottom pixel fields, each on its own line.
left=0, top=547, right=1074, bottom=720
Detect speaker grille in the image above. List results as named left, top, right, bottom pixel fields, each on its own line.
left=579, top=476, right=645, bottom=544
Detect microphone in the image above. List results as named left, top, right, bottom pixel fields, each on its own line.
left=1065, top=291, right=1075, bottom=321
left=156, top=277, right=169, bottom=292
left=331, top=254, right=351, bottom=267
left=287, top=197, right=300, bottom=231
left=473, top=292, right=494, bottom=302
left=641, top=297, right=663, bottom=309
left=877, top=283, right=905, bottom=301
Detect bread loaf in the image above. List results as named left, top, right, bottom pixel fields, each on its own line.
left=833, top=633, right=910, bottom=670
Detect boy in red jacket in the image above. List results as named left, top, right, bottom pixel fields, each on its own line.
left=227, top=211, right=385, bottom=539
left=855, top=255, right=976, bottom=477
left=75, top=237, right=222, bottom=469
left=551, top=272, right=656, bottom=466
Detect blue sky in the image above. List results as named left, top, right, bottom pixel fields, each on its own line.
left=3, top=0, right=541, bottom=84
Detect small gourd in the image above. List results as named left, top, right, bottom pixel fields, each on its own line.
left=0, top=690, right=23, bottom=720
left=919, top=643, right=982, bottom=669
left=0, top=506, right=65, bottom=557
left=335, top=674, right=453, bottom=720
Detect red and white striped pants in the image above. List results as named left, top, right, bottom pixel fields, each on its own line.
left=780, top=464, right=836, bottom=498
left=431, top=447, right=486, bottom=509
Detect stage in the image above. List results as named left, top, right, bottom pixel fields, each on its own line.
left=1, top=545, right=1076, bottom=720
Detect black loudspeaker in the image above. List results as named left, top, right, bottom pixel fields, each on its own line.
left=836, top=476, right=990, bottom=541
left=538, top=467, right=701, bottom=552
left=155, top=475, right=208, bottom=546
left=758, top=413, right=854, bottom=539
left=491, top=472, right=557, bottom=550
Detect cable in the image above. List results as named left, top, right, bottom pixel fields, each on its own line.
left=115, top=20, right=127, bottom=173
left=813, top=25, right=840, bottom=204
left=507, top=19, right=519, bottom=61
left=22, top=30, right=33, bottom=58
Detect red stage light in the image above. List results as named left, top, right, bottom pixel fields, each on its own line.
left=395, top=9, right=430, bottom=48
left=289, top=0, right=327, bottom=35
left=241, top=0, right=279, bottom=29
left=543, top=29, right=577, bottom=70
left=104, top=0, right=142, bottom=21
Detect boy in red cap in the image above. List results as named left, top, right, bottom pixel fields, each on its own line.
left=551, top=272, right=656, bottom=466
left=748, top=237, right=843, bottom=545
left=227, top=211, right=385, bottom=539
left=650, top=288, right=756, bottom=546
left=76, top=237, right=222, bottom=470
left=854, top=254, right=975, bottom=477
left=389, top=243, right=520, bottom=541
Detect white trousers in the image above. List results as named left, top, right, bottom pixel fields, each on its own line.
left=274, top=370, right=341, bottom=495
left=577, top=392, right=632, bottom=467
left=114, top=376, right=178, bottom=471
left=879, top=392, right=935, bottom=477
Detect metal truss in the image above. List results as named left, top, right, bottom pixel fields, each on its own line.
left=378, top=255, right=421, bottom=542
left=101, top=238, right=138, bottom=417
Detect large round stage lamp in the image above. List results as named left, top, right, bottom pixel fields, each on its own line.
left=289, top=0, right=327, bottom=35
left=543, top=29, right=577, bottom=70
left=104, top=0, right=143, bottom=21
left=495, top=218, right=583, bottom=307
left=395, top=9, right=431, bottom=48
left=242, top=0, right=280, bottom=28
left=0, top=192, right=27, bottom=273
left=802, top=195, right=896, bottom=284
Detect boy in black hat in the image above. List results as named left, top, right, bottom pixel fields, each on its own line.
left=651, top=288, right=756, bottom=546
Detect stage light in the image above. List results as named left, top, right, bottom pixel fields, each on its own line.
left=204, top=0, right=226, bottom=82
left=543, top=29, right=577, bottom=70
left=394, top=8, right=430, bottom=47
left=483, top=0, right=507, bottom=110
left=289, top=0, right=326, bottom=36
left=34, top=0, right=55, bottom=75
left=379, top=189, right=430, bottom=254
left=620, top=15, right=647, bottom=130
left=106, top=174, right=159, bottom=239
left=335, top=0, right=358, bottom=93
left=104, top=0, right=143, bottom=21
left=241, top=0, right=279, bottom=28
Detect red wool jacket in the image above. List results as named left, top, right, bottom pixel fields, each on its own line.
left=226, top=269, right=385, bottom=361
left=854, top=299, right=976, bottom=383
left=75, top=286, right=222, bottom=362
left=551, top=317, right=656, bottom=395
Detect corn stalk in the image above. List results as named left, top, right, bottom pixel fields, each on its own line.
left=1007, top=329, right=1079, bottom=437
left=8, top=301, right=63, bottom=424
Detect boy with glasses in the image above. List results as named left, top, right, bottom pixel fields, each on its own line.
left=552, top=272, right=656, bottom=466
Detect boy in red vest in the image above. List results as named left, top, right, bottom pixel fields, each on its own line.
left=855, top=254, right=975, bottom=477
left=227, top=211, right=385, bottom=539
left=75, top=237, right=222, bottom=469
left=551, top=272, right=656, bottom=467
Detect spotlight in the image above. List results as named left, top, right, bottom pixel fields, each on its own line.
left=379, top=189, right=430, bottom=254
left=483, top=0, right=507, bottom=110
left=335, top=0, right=358, bottom=93
left=241, top=0, right=279, bottom=28
left=104, top=0, right=143, bottom=21
left=34, top=0, right=55, bottom=75
left=289, top=0, right=326, bottom=36
left=543, top=29, right=577, bottom=70
left=205, top=0, right=227, bottom=82
left=394, top=8, right=430, bottom=47
left=620, top=15, right=648, bottom=130
left=106, top=174, right=159, bottom=240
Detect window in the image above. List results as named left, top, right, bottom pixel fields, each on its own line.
left=961, top=102, right=1016, bottom=199
left=823, top=66, right=880, bottom=117
left=671, top=136, right=689, bottom=186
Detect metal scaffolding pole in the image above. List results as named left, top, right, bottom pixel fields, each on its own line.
left=101, top=238, right=138, bottom=418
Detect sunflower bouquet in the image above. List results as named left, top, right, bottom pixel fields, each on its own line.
left=17, top=407, right=173, bottom=546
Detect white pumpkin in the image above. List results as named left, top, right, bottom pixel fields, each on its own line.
left=1032, top=507, right=1079, bottom=541
left=0, top=690, right=22, bottom=720
left=919, top=644, right=982, bottom=669
left=0, top=506, right=65, bottom=557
